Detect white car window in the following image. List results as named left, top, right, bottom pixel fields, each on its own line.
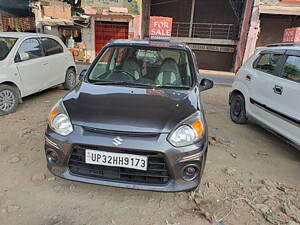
left=254, top=53, right=282, bottom=75
left=0, top=37, right=18, bottom=61
left=283, top=56, right=300, bottom=83
left=41, top=38, right=64, bottom=56
left=16, top=38, right=43, bottom=61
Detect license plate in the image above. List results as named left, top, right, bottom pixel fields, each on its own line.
left=85, top=149, right=148, bottom=171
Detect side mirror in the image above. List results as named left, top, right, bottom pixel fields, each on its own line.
left=79, top=69, right=87, bottom=80
left=200, top=78, right=214, bottom=91
left=19, top=52, right=30, bottom=61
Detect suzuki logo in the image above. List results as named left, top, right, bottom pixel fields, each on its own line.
left=113, top=137, right=123, bottom=146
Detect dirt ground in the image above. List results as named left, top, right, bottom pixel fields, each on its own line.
left=0, top=85, right=299, bottom=225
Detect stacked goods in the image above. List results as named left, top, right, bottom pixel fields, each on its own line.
left=1, top=17, right=35, bottom=32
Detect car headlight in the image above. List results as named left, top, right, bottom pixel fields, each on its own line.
left=48, top=100, right=73, bottom=136
left=168, top=111, right=205, bottom=147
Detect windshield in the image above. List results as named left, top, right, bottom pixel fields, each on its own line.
left=88, top=46, right=193, bottom=89
left=0, top=37, right=18, bottom=61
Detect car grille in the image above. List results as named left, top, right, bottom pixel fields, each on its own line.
left=83, top=126, right=160, bottom=137
left=68, top=145, right=170, bottom=185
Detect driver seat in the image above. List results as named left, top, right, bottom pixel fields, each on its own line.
left=122, top=57, right=142, bottom=80
left=155, top=58, right=182, bottom=85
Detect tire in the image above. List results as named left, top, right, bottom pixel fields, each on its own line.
left=0, top=84, right=19, bottom=115
left=63, top=68, right=77, bottom=90
left=230, top=94, right=247, bottom=124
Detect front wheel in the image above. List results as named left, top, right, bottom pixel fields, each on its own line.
left=0, top=85, right=19, bottom=115
left=230, top=94, right=247, bottom=124
left=63, top=68, right=77, bottom=90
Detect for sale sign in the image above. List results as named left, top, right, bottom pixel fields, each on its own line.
left=283, top=27, right=300, bottom=42
left=149, top=16, right=173, bottom=39
left=281, top=0, right=300, bottom=2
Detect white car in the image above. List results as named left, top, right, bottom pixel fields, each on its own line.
left=230, top=43, right=300, bottom=149
left=0, top=32, right=76, bottom=115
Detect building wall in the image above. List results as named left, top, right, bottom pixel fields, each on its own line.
left=256, top=14, right=300, bottom=46
left=193, top=0, right=236, bottom=24
left=151, top=0, right=236, bottom=24
left=151, top=0, right=192, bottom=22
left=243, top=0, right=300, bottom=63
left=81, top=0, right=142, bottom=15
left=151, top=0, right=239, bottom=71
left=81, top=15, right=138, bottom=60
left=43, top=25, right=60, bottom=37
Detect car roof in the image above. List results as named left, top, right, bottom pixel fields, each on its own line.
left=0, top=32, right=59, bottom=39
left=108, top=39, right=190, bottom=51
left=258, top=42, right=300, bottom=51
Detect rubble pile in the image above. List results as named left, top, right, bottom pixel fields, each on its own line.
left=190, top=175, right=300, bottom=224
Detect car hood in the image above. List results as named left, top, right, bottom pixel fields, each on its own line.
left=63, top=82, right=199, bottom=133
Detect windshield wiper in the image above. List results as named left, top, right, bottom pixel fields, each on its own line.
left=155, top=85, right=191, bottom=89
left=90, top=80, right=154, bottom=88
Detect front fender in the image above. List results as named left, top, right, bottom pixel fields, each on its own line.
left=0, top=74, right=23, bottom=97
left=231, top=80, right=251, bottom=114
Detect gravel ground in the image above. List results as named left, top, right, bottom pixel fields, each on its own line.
left=0, top=85, right=299, bottom=225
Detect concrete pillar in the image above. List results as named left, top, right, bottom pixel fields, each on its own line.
left=242, top=0, right=260, bottom=63
left=141, top=0, right=151, bottom=38
left=234, top=0, right=254, bottom=71
left=31, top=1, right=43, bottom=33
left=189, top=0, right=196, bottom=38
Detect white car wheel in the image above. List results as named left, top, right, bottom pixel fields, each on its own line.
left=0, top=85, right=19, bottom=115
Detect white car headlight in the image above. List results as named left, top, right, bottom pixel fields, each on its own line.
left=48, top=100, right=73, bottom=136
left=168, top=111, right=205, bottom=147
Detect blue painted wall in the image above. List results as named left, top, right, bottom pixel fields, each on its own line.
left=0, top=0, right=32, bottom=17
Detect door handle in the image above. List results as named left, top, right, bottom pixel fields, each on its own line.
left=43, top=62, right=48, bottom=66
left=273, top=85, right=283, bottom=95
left=245, top=74, right=251, bottom=81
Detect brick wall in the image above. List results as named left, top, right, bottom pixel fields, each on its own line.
left=42, top=1, right=71, bottom=19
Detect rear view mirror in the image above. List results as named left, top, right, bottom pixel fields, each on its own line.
left=200, top=78, right=214, bottom=91
left=79, top=69, right=87, bottom=80
left=19, top=52, right=30, bottom=61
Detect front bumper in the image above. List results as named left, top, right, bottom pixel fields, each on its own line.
left=45, top=125, right=208, bottom=192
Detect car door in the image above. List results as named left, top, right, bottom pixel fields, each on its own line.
left=246, top=50, right=285, bottom=128
left=40, top=37, right=66, bottom=87
left=265, top=50, right=300, bottom=147
left=15, top=38, right=48, bottom=96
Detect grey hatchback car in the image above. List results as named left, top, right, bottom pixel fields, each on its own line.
left=45, top=40, right=213, bottom=192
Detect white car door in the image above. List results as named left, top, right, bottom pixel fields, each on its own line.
left=15, top=38, right=48, bottom=97
left=246, top=50, right=285, bottom=128
left=40, top=37, right=67, bottom=87
left=266, top=50, right=300, bottom=147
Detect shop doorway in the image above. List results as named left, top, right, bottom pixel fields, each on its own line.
left=95, top=21, right=129, bottom=55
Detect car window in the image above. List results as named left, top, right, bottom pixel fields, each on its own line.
left=254, top=53, right=282, bottom=75
left=283, top=56, right=300, bottom=83
left=0, top=37, right=18, bottom=61
left=89, top=46, right=193, bottom=88
left=17, top=38, right=43, bottom=61
left=89, top=48, right=114, bottom=80
left=40, top=37, right=63, bottom=56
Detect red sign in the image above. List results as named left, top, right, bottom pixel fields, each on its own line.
left=281, top=0, right=300, bottom=2
left=149, top=16, right=173, bottom=37
left=283, top=27, right=300, bottom=42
